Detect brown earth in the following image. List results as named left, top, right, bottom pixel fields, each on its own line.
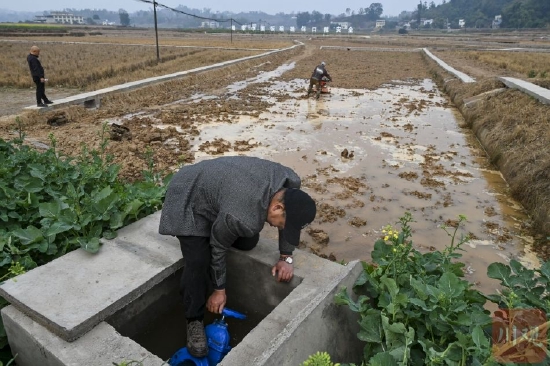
left=1, top=32, right=549, bottom=265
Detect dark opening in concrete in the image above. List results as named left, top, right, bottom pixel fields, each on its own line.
left=106, top=251, right=303, bottom=360
left=84, top=99, right=98, bottom=108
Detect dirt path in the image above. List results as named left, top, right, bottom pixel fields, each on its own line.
left=0, top=87, right=81, bottom=119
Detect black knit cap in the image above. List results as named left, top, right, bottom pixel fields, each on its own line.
left=282, top=189, right=317, bottom=246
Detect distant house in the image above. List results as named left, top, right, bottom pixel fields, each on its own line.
left=375, top=20, right=386, bottom=28
left=492, top=15, right=502, bottom=29
left=200, top=21, right=220, bottom=29
left=423, top=19, right=434, bottom=26
left=459, top=19, right=466, bottom=28
left=330, top=21, right=350, bottom=29
left=34, top=12, right=85, bottom=24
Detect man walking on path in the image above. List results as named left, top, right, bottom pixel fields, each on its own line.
left=27, top=46, right=53, bottom=107
left=307, top=61, right=332, bottom=99
left=159, top=156, right=317, bottom=358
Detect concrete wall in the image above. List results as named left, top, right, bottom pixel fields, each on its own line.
left=1, top=211, right=365, bottom=365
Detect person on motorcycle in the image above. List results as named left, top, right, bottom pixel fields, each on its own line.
left=307, top=61, right=332, bottom=99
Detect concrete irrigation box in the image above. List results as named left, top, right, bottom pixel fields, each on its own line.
left=0, top=211, right=364, bottom=366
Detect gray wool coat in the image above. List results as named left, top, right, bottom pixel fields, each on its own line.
left=159, top=156, right=301, bottom=287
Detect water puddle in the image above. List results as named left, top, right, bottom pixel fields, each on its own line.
left=184, top=78, right=537, bottom=294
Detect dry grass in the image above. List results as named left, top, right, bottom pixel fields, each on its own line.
left=0, top=30, right=292, bottom=91
left=439, top=50, right=550, bottom=78
left=282, top=45, right=430, bottom=90
left=0, top=41, right=265, bottom=90
left=12, top=35, right=292, bottom=49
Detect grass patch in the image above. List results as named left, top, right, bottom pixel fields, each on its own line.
left=442, top=50, right=550, bottom=79
left=0, top=42, right=265, bottom=90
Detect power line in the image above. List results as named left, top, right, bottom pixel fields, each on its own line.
left=134, top=0, right=244, bottom=25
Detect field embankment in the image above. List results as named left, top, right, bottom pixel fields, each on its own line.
left=425, top=54, right=550, bottom=258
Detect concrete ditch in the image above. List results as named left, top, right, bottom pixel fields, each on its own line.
left=0, top=211, right=364, bottom=366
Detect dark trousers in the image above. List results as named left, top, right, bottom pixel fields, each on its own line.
left=307, top=77, right=321, bottom=98
left=33, top=76, right=48, bottom=104
left=177, top=234, right=259, bottom=321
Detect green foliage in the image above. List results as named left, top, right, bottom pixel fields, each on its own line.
left=0, top=131, right=172, bottom=350
left=485, top=260, right=550, bottom=313
left=119, top=10, right=131, bottom=27
left=528, top=70, right=537, bottom=78
left=335, top=213, right=496, bottom=365
left=301, top=351, right=341, bottom=366
left=112, top=361, right=143, bottom=366
left=414, top=0, right=550, bottom=29
left=0, top=133, right=169, bottom=279
left=335, top=213, right=550, bottom=365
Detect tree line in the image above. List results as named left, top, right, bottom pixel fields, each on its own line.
left=412, top=0, right=550, bottom=29
left=296, top=3, right=383, bottom=28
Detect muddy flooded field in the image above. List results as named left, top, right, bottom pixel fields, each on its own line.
left=0, top=39, right=542, bottom=293
left=65, top=72, right=543, bottom=291
left=157, top=68, right=535, bottom=294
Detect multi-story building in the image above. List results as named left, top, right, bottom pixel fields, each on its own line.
left=34, top=12, right=85, bottom=25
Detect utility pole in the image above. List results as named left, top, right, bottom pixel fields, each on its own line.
left=153, top=0, right=160, bottom=62
left=230, top=18, right=233, bottom=44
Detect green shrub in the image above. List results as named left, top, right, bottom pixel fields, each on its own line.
left=0, top=125, right=172, bottom=349
left=301, top=351, right=340, bottom=366
left=335, top=213, right=550, bottom=366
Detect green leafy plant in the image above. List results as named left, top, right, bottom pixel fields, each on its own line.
left=485, top=260, right=550, bottom=311
left=0, top=134, right=170, bottom=275
left=301, top=351, right=341, bottom=366
left=335, top=213, right=496, bottom=366
left=112, top=361, right=144, bottom=366
left=0, top=132, right=173, bottom=349
left=528, top=70, right=537, bottom=78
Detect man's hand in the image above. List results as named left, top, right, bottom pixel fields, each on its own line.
left=207, top=289, right=226, bottom=314
left=271, top=260, right=293, bottom=282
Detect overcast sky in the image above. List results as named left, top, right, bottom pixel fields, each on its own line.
left=4, top=0, right=430, bottom=17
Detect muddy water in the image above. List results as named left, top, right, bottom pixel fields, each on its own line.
left=177, top=75, right=539, bottom=295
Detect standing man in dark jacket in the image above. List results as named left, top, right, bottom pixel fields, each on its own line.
left=27, top=46, right=53, bottom=107
left=159, top=156, right=316, bottom=358
left=307, top=61, right=332, bottom=100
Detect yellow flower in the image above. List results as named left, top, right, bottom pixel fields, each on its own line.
left=384, top=236, right=389, bottom=241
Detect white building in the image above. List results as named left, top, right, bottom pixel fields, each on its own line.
left=200, top=21, right=220, bottom=29
left=375, top=19, right=386, bottom=28
left=459, top=19, right=466, bottom=28
left=34, top=12, right=85, bottom=24
left=492, top=15, right=502, bottom=29
left=330, top=21, right=350, bottom=29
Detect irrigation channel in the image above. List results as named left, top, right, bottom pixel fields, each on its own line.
left=107, top=61, right=537, bottom=295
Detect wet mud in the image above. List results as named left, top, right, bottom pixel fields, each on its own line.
left=0, top=51, right=538, bottom=294
left=133, top=67, right=536, bottom=294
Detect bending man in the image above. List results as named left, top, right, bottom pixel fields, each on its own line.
left=159, top=156, right=317, bottom=358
